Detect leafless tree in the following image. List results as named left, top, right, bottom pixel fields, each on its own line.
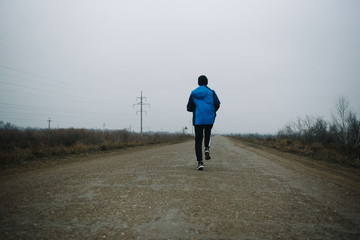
left=331, top=96, right=360, bottom=149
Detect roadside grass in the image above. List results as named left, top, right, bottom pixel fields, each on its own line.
left=0, top=127, right=192, bottom=167
left=229, top=135, right=360, bottom=168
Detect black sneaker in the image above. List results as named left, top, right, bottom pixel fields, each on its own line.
left=197, top=162, right=204, bottom=170
left=205, top=148, right=211, bottom=160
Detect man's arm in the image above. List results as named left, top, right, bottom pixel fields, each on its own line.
left=187, top=95, right=195, bottom=112
left=213, top=91, right=220, bottom=112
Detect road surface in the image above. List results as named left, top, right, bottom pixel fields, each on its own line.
left=1, top=136, right=359, bottom=239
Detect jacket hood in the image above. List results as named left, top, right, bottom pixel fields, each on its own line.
left=191, top=86, right=210, bottom=100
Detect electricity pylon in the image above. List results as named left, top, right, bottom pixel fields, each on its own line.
left=133, top=91, right=150, bottom=133
left=47, top=117, right=51, bottom=129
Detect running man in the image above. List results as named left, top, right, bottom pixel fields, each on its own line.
left=187, top=75, right=220, bottom=170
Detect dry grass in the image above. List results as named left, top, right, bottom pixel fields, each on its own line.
left=230, top=135, right=360, bottom=168
left=0, top=127, right=191, bottom=167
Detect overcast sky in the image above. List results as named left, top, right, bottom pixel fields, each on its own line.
left=1, top=0, right=359, bottom=134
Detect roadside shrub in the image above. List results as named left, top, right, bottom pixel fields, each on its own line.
left=231, top=98, right=359, bottom=167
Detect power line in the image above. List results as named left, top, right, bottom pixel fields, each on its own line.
left=133, top=91, right=150, bottom=133
left=0, top=38, right=76, bottom=69
left=0, top=38, right=102, bottom=88
left=0, top=80, right=123, bottom=108
left=0, top=39, right=126, bottom=100
left=0, top=102, right=132, bottom=117
left=0, top=66, right=120, bottom=99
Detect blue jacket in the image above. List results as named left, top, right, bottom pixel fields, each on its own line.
left=187, top=86, right=220, bottom=125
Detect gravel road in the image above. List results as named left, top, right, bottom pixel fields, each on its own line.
left=1, top=136, right=359, bottom=239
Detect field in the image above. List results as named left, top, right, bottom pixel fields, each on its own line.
left=0, top=125, right=191, bottom=167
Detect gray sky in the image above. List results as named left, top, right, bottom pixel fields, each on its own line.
left=1, top=0, right=359, bottom=134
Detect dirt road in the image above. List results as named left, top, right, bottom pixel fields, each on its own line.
left=1, top=136, right=359, bottom=239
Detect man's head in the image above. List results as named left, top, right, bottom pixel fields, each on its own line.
left=198, top=75, right=208, bottom=86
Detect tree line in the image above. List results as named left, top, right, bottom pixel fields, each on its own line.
left=231, top=97, right=359, bottom=167
left=278, top=96, right=360, bottom=150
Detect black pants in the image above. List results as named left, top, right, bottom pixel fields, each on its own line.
left=194, top=124, right=213, bottom=161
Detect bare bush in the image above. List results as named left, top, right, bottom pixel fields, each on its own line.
left=278, top=115, right=329, bottom=144
left=274, top=97, right=360, bottom=167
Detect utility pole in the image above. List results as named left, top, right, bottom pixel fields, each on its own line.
left=133, top=91, right=150, bottom=133
left=47, top=117, right=51, bottom=129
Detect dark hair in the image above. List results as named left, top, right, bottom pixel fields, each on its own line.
left=198, top=75, right=208, bottom=86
